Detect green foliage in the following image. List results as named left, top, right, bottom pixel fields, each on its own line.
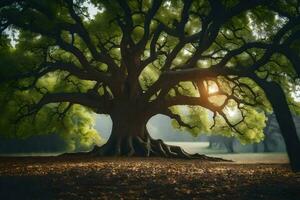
left=170, top=104, right=267, bottom=144
left=0, top=37, right=101, bottom=152
left=0, top=82, right=102, bottom=152
left=170, top=106, right=211, bottom=136
left=212, top=106, right=266, bottom=144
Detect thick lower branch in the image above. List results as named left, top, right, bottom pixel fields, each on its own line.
left=16, top=92, right=111, bottom=123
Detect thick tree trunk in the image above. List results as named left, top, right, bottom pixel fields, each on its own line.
left=253, top=77, right=300, bottom=172
left=90, top=118, right=225, bottom=161
left=89, top=102, right=151, bottom=156
left=86, top=103, right=227, bottom=161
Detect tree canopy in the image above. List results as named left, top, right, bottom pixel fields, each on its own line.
left=1, top=0, right=300, bottom=165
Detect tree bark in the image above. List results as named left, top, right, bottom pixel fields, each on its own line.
left=90, top=102, right=151, bottom=156
left=253, top=77, right=300, bottom=172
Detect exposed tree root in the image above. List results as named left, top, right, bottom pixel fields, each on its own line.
left=60, top=133, right=230, bottom=162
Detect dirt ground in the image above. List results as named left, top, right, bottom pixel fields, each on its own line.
left=0, top=156, right=300, bottom=200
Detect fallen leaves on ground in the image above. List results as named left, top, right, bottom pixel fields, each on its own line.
left=0, top=156, right=299, bottom=200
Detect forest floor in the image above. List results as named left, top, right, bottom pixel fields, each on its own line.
left=0, top=156, right=300, bottom=200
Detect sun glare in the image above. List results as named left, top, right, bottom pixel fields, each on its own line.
left=83, top=1, right=105, bottom=20
left=225, top=107, right=238, bottom=118
left=207, top=82, right=219, bottom=94
left=291, top=84, right=300, bottom=102
left=207, top=81, right=228, bottom=107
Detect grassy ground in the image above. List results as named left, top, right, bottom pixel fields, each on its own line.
left=0, top=156, right=299, bottom=200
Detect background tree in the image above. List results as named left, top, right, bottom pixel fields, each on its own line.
left=1, top=0, right=300, bottom=170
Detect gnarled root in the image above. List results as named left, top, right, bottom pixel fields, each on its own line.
left=146, top=137, right=228, bottom=162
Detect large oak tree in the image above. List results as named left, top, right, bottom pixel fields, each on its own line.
left=1, top=0, right=300, bottom=171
